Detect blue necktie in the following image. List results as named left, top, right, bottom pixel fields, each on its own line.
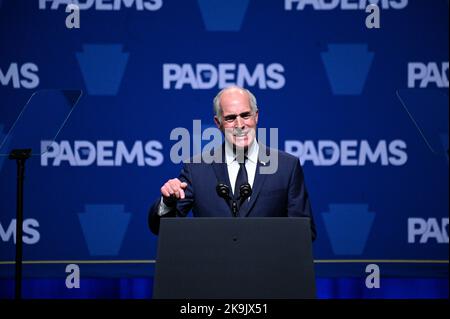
left=234, top=157, right=249, bottom=215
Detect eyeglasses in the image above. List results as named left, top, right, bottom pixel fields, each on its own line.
left=223, top=112, right=254, bottom=124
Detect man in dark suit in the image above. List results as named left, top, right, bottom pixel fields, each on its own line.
left=148, top=86, right=316, bottom=240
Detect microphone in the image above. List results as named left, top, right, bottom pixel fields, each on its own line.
left=216, top=183, right=231, bottom=200
left=216, top=183, right=252, bottom=217
left=238, top=183, right=252, bottom=212
left=239, top=183, right=252, bottom=202
left=216, top=183, right=238, bottom=217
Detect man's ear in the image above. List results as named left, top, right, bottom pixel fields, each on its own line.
left=255, top=110, right=259, bottom=124
left=214, top=116, right=222, bottom=129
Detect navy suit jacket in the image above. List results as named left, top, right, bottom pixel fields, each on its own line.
left=148, top=144, right=316, bottom=240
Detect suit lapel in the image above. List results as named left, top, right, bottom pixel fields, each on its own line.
left=241, top=144, right=270, bottom=217
left=211, top=148, right=233, bottom=216
left=211, top=144, right=233, bottom=216
left=211, top=161, right=232, bottom=190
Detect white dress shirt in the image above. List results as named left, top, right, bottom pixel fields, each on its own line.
left=158, top=141, right=259, bottom=216
left=225, top=140, right=258, bottom=196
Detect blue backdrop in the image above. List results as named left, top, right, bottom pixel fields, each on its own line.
left=0, top=0, right=448, bottom=298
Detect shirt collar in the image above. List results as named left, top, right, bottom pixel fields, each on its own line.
left=225, top=139, right=259, bottom=165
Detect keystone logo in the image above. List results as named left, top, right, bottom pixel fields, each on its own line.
left=78, top=204, right=131, bottom=256
left=321, top=44, right=374, bottom=95
left=322, top=204, right=375, bottom=255
left=397, top=89, right=448, bottom=159
left=197, top=0, right=250, bottom=31
left=76, top=44, right=129, bottom=96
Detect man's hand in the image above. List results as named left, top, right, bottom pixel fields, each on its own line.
left=161, top=178, right=188, bottom=206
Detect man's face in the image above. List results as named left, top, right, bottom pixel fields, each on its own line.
left=214, top=89, right=259, bottom=150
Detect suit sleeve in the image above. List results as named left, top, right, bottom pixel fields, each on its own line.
left=148, top=163, right=195, bottom=235
left=287, top=159, right=317, bottom=241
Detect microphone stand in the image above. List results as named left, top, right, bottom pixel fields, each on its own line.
left=231, top=200, right=238, bottom=217
left=8, top=148, right=32, bottom=300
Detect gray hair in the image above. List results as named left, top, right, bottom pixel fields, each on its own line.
left=213, top=86, right=258, bottom=124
